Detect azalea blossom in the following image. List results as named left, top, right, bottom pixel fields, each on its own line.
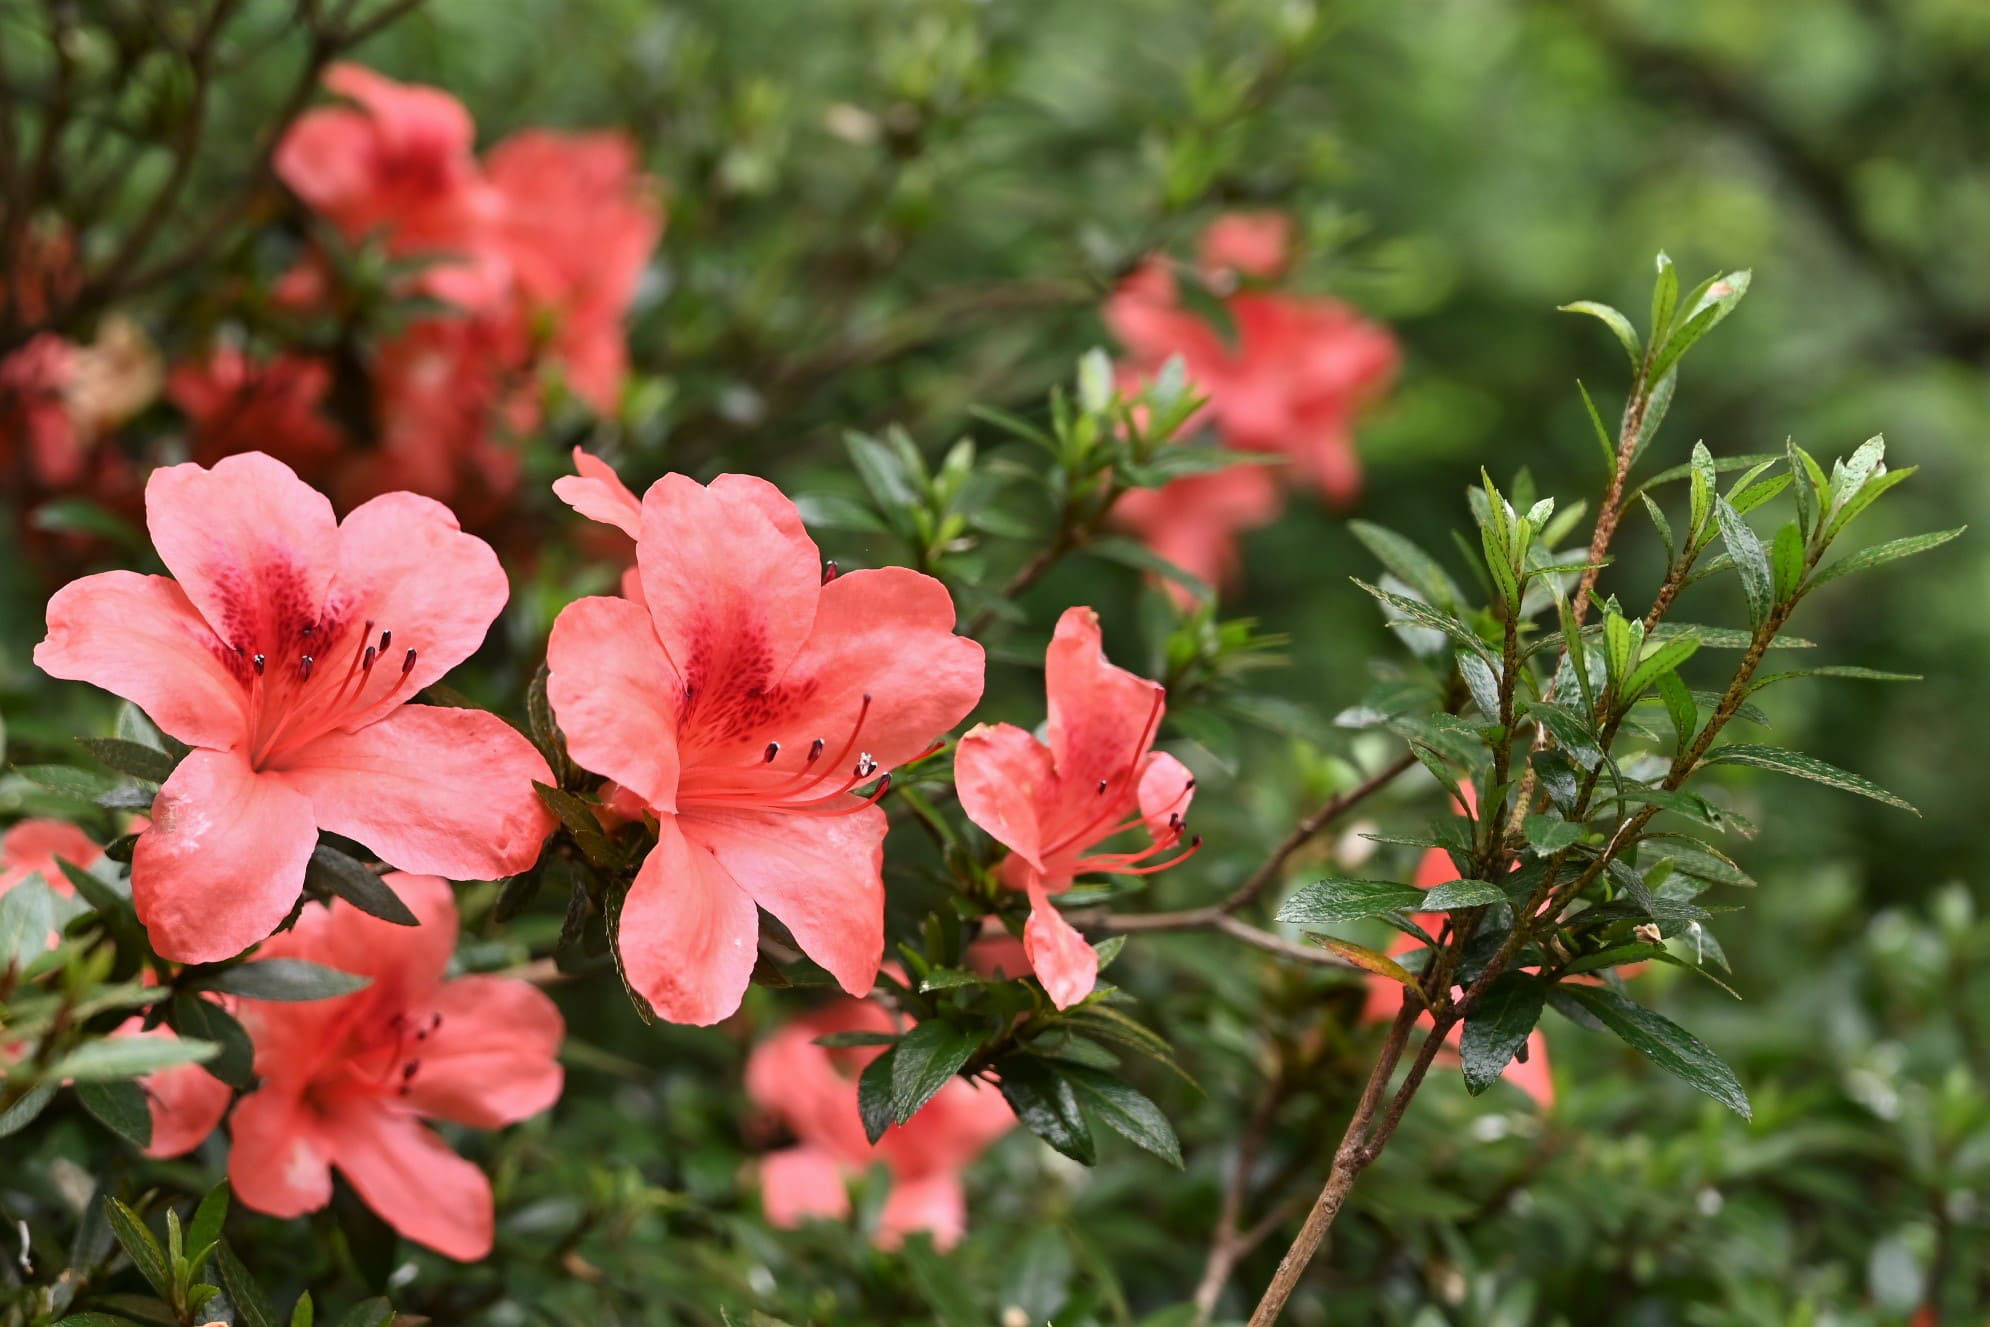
left=1112, top=462, right=1283, bottom=601
left=745, top=994, right=1012, bottom=1249
left=115, top=1013, right=237, bottom=1160
left=546, top=472, right=984, bottom=1025
left=1358, top=785, right=1554, bottom=1108
left=552, top=447, right=644, bottom=603
left=0, top=817, right=100, bottom=899
left=168, top=348, right=347, bottom=474
left=34, top=452, right=555, bottom=962
left=953, top=606, right=1197, bottom=1009
left=228, top=873, right=564, bottom=1260
left=1198, top=210, right=1295, bottom=283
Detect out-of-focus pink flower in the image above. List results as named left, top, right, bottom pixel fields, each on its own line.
left=1199, top=211, right=1294, bottom=283
left=168, top=349, right=347, bottom=473
left=275, top=63, right=495, bottom=261
left=1107, top=259, right=1397, bottom=509
left=745, top=995, right=1013, bottom=1249
left=0, top=818, right=100, bottom=897
left=486, top=132, right=662, bottom=413
left=34, top=452, right=555, bottom=962
left=111, top=1013, right=236, bottom=1160
left=229, top=874, right=564, bottom=1260
left=546, top=472, right=984, bottom=1025
left=0, top=333, right=85, bottom=488
left=954, top=607, right=1196, bottom=1009
left=1112, top=464, right=1283, bottom=604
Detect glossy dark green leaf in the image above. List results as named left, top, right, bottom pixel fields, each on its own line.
left=205, top=959, right=370, bottom=1001
left=48, top=1035, right=216, bottom=1083
left=335, top=1299, right=396, bottom=1327
left=1060, top=1064, right=1181, bottom=1167
left=168, top=995, right=254, bottom=1089
left=104, top=1199, right=173, bottom=1302
left=1705, top=743, right=1916, bottom=814
left=858, top=1047, right=898, bottom=1144
left=303, top=846, right=417, bottom=926
left=1558, top=984, right=1751, bottom=1118
left=216, top=1242, right=280, bottom=1327
left=996, top=1055, right=1095, bottom=1164
left=1419, top=878, right=1506, bottom=910
left=75, top=737, right=176, bottom=784
left=1275, top=878, right=1426, bottom=926
left=1461, top=973, right=1548, bottom=1095
left=890, top=1019, right=985, bottom=1124
left=76, top=1079, right=153, bottom=1149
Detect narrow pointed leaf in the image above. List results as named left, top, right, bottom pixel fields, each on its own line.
left=1557, top=984, right=1750, bottom=1118
left=1704, top=743, right=1916, bottom=813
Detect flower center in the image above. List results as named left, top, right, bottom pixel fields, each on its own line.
left=236, top=616, right=419, bottom=769
left=686, top=691, right=917, bottom=818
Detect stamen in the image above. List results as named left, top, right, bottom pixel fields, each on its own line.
left=401, top=648, right=417, bottom=674
left=299, top=654, right=314, bottom=680
left=822, top=561, right=839, bottom=584
left=807, top=738, right=825, bottom=762
left=764, top=741, right=781, bottom=762
left=363, top=646, right=376, bottom=670
left=252, top=653, right=265, bottom=675
left=379, top=629, right=391, bottom=653
left=1097, top=779, right=1109, bottom=795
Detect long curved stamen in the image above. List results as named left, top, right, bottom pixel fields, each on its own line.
left=248, top=621, right=417, bottom=767
left=1076, top=834, right=1202, bottom=877
left=1038, top=688, right=1167, bottom=860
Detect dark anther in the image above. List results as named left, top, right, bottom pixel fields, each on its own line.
left=822, top=561, right=839, bottom=584
left=299, top=654, right=315, bottom=680
left=363, top=646, right=376, bottom=670
left=401, top=647, right=417, bottom=674
left=252, top=653, right=266, bottom=675
left=402, top=1060, right=420, bottom=1079
left=379, top=629, right=391, bottom=652
left=807, top=738, right=825, bottom=762
left=1189, top=835, right=1203, bottom=848
left=764, top=741, right=781, bottom=762
left=1168, top=812, right=1181, bottom=830
left=873, top=773, right=892, bottom=797
left=1097, top=779, right=1109, bottom=794
left=300, top=624, right=314, bottom=638
left=1186, top=777, right=1197, bottom=790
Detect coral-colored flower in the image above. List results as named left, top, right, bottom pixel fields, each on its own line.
left=1113, top=463, right=1283, bottom=603
left=953, top=607, right=1197, bottom=1009
left=546, top=473, right=985, bottom=1025
left=113, top=1014, right=236, bottom=1160
left=486, top=132, right=662, bottom=413
left=34, top=452, right=554, bottom=963
left=227, top=874, right=564, bottom=1260
left=168, top=348, right=347, bottom=472
left=0, top=333, right=85, bottom=488
left=1106, top=246, right=1397, bottom=508
left=1199, top=211, right=1294, bottom=283
left=0, top=818, right=101, bottom=898
left=275, top=63, right=495, bottom=260
left=746, top=995, right=1012, bottom=1249
left=553, top=447, right=645, bottom=602
left=1358, top=785, right=1554, bottom=1108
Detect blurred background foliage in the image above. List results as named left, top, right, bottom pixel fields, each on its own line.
left=2, top=0, right=1986, bottom=1323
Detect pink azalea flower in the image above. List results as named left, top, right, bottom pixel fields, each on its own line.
left=274, top=63, right=496, bottom=261
left=486, top=132, right=662, bottom=413
left=552, top=447, right=645, bottom=603
left=953, top=606, right=1197, bottom=1009
left=545, top=472, right=985, bottom=1025
left=1198, top=210, right=1294, bottom=282
left=33, top=452, right=555, bottom=963
left=0, top=333, right=85, bottom=488
left=0, top=818, right=101, bottom=898
left=227, top=873, right=564, bottom=1260
left=1106, top=245, right=1398, bottom=508
left=167, top=348, right=347, bottom=474
left=1357, top=785, right=1555, bottom=1108
left=745, top=995, right=1013, bottom=1249
left=1112, top=463, right=1284, bottom=603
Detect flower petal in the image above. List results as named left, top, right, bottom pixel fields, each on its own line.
left=759, top=1145, right=852, bottom=1229
left=684, top=803, right=884, bottom=999
left=546, top=595, right=680, bottom=811
left=276, top=706, right=554, bottom=880
left=877, top=1171, right=967, bottom=1251
left=636, top=473, right=822, bottom=733
left=1137, top=750, right=1197, bottom=839
left=1043, top=606, right=1165, bottom=794
left=142, top=1061, right=233, bottom=1160
left=228, top=1087, right=334, bottom=1218
left=953, top=723, right=1055, bottom=870
left=1023, top=878, right=1097, bottom=1010
left=132, top=748, right=317, bottom=963
left=144, top=453, right=339, bottom=656
left=617, top=815, right=760, bottom=1025
left=552, top=448, right=644, bottom=538
left=328, top=490, right=510, bottom=721
left=780, top=567, right=984, bottom=771
left=405, top=975, right=564, bottom=1128
left=35, top=571, right=247, bottom=750
left=1, top=819, right=101, bottom=895
left=325, top=1106, right=495, bottom=1260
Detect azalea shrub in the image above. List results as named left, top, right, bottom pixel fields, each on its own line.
left=3, top=4, right=1986, bottom=1327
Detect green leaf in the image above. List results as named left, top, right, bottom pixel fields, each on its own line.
left=1420, top=878, right=1506, bottom=910
left=1640, top=491, right=1676, bottom=561
left=1349, top=521, right=1464, bottom=610
left=335, top=1299, right=396, bottom=1327
left=1523, top=815, right=1586, bottom=856
left=531, top=782, right=623, bottom=869
left=104, top=1199, right=174, bottom=1302
left=1715, top=498, right=1774, bottom=626
left=844, top=430, right=921, bottom=513
left=205, top=959, right=370, bottom=1001
left=291, top=1293, right=314, bottom=1327
left=1747, top=664, right=1922, bottom=694
left=1825, top=464, right=1915, bottom=541
left=857, top=1047, right=898, bottom=1145
left=1087, top=534, right=1213, bottom=602
left=188, top=1184, right=229, bottom=1268
left=0, top=1083, right=57, bottom=1137
left=1809, top=526, right=1965, bottom=587
left=1649, top=252, right=1679, bottom=342
left=12, top=764, right=117, bottom=801
left=1657, top=670, right=1698, bottom=751
left=1461, top=973, right=1548, bottom=1095
left=1623, top=637, right=1700, bottom=705
left=1704, top=743, right=1917, bottom=814
left=1060, top=1064, right=1182, bottom=1167
left=1648, top=269, right=1750, bottom=381
left=1557, top=984, right=1751, bottom=1118
left=1770, top=520, right=1806, bottom=601
left=889, top=1020, right=985, bottom=1124
left=303, top=846, right=417, bottom=926
left=48, top=1035, right=217, bottom=1083
left=75, top=738, right=176, bottom=784
left=1687, top=442, right=1716, bottom=543
left=168, top=995, right=254, bottom=1089
left=76, top=1080, right=153, bottom=1150
left=1276, top=878, right=1427, bottom=926
left=1576, top=379, right=1618, bottom=474
left=0, top=875, right=56, bottom=968
left=1352, top=579, right=1498, bottom=666
left=996, top=1055, right=1095, bottom=1164
left=1558, top=300, right=1641, bottom=367
left=216, top=1242, right=280, bottom=1327
left=1521, top=701, right=1604, bottom=768
left=51, top=1315, right=145, bottom=1326
left=1788, top=439, right=1820, bottom=536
